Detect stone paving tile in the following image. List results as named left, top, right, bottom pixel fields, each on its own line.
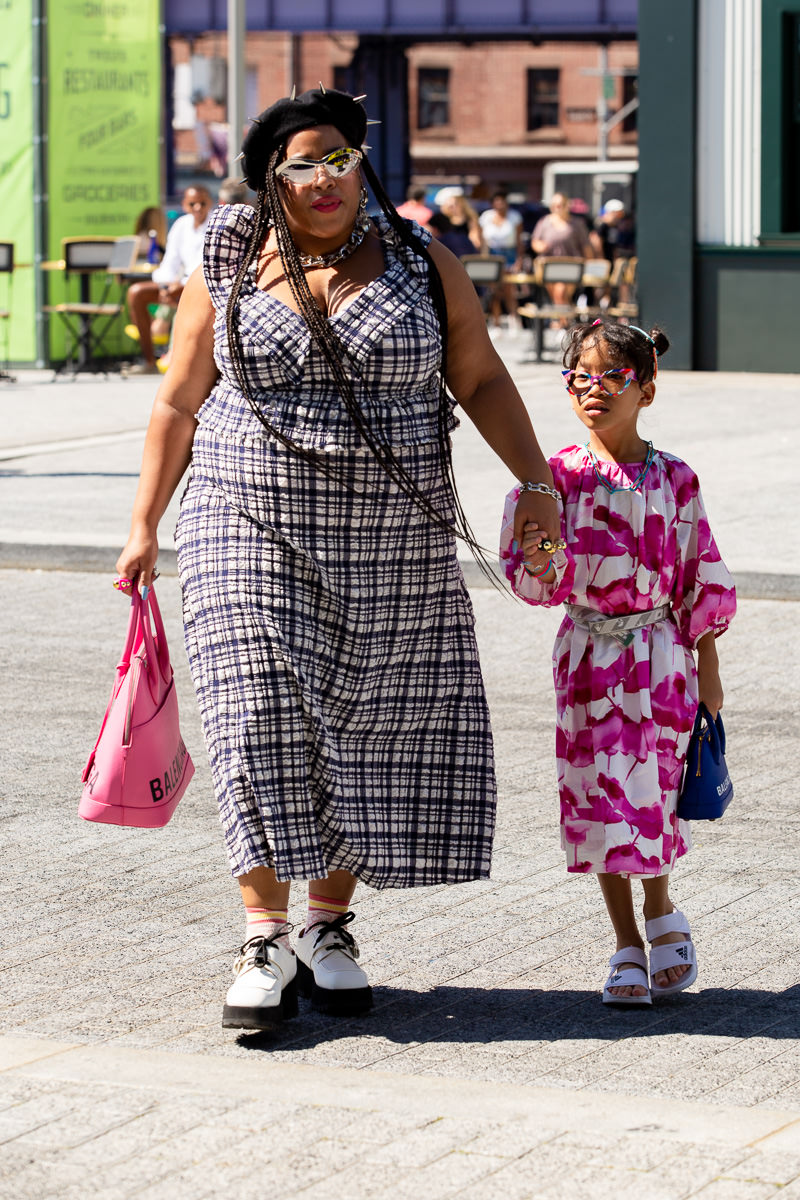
left=358, top=1116, right=484, bottom=1166
left=688, top=1180, right=780, bottom=1199
left=721, top=1152, right=800, bottom=1186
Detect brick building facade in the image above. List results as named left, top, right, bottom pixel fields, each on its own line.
left=170, top=32, right=637, bottom=203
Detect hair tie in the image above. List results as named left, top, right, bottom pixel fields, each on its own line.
left=629, top=325, right=659, bottom=354
left=592, top=318, right=603, bottom=326
left=629, top=324, right=659, bottom=378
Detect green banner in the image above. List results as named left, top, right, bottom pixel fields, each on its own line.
left=46, top=0, right=161, bottom=359
left=0, top=0, right=36, bottom=364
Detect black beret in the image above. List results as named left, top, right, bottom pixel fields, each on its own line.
left=241, top=88, right=368, bottom=190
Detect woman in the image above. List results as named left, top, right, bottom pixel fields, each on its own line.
left=478, top=191, right=524, bottom=329
left=434, top=186, right=484, bottom=254
left=116, top=88, right=559, bottom=1032
left=530, top=192, right=593, bottom=311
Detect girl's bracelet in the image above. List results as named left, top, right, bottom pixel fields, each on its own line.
left=519, top=481, right=559, bottom=502
left=524, top=560, right=555, bottom=579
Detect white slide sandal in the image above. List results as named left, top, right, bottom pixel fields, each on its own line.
left=602, top=946, right=652, bottom=1007
left=646, top=909, right=698, bottom=997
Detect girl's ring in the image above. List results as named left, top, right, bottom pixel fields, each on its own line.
left=113, top=577, right=132, bottom=591
left=540, top=537, right=567, bottom=555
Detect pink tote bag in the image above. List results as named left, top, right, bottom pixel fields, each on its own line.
left=79, top=585, right=194, bottom=827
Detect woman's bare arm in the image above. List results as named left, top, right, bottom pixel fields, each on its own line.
left=116, top=268, right=219, bottom=588
left=427, top=238, right=559, bottom=559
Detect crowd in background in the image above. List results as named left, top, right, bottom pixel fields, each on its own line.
left=397, top=182, right=636, bottom=330
left=129, top=176, right=636, bottom=368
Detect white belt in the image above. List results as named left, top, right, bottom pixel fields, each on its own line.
left=565, top=602, right=672, bottom=647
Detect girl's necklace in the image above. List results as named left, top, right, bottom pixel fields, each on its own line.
left=585, top=440, right=656, bottom=494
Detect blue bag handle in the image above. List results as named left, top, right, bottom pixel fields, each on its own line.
left=695, top=701, right=725, bottom=760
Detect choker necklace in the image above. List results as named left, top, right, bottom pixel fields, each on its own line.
left=297, top=216, right=369, bottom=268
left=585, top=441, right=656, bottom=494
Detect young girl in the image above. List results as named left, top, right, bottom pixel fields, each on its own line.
left=500, top=320, right=736, bottom=1006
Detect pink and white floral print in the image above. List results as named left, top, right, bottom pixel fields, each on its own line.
left=500, top=445, right=736, bottom=877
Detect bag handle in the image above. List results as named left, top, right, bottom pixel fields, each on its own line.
left=82, top=587, right=153, bottom=779
left=136, top=585, right=172, bottom=704
left=695, top=701, right=726, bottom=763
left=143, top=586, right=172, bottom=683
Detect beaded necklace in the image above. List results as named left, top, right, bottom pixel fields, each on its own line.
left=585, top=440, right=656, bottom=494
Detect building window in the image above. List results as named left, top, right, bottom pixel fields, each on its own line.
left=622, top=73, right=638, bottom=133
left=418, top=68, right=450, bottom=129
left=527, top=68, right=560, bottom=131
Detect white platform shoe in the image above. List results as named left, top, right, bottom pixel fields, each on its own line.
left=222, top=931, right=298, bottom=1031
left=295, top=913, right=373, bottom=1016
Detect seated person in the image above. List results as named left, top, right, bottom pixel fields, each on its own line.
left=131, top=206, right=167, bottom=263
left=122, top=186, right=212, bottom=376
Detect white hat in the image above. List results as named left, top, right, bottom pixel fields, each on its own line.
left=434, top=186, right=465, bottom=206
left=603, top=198, right=625, bottom=213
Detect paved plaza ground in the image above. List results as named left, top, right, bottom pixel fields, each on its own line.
left=1, top=333, right=799, bottom=1197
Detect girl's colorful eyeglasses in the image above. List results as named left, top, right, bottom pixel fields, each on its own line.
left=275, top=147, right=363, bottom=185
left=562, top=367, right=638, bottom=397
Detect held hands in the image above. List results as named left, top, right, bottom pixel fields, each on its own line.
left=514, top=491, right=560, bottom=573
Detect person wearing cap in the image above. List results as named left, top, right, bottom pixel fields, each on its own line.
left=434, top=187, right=483, bottom=252
left=116, top=87, right=560, bottom=1032
left=592, top=198, right=635, bottom=263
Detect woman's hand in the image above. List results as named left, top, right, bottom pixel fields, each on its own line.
left=115, top=526, right=159, bottom=595
left=696, top=632, right=723, bottom=718
left=514, top=493, right=560, bottom=571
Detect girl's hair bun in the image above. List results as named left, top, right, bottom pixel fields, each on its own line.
left=650, top=327, right=670, bottom=359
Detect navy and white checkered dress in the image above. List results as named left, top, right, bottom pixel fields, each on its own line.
left=175, top=203, right=496, bottom=887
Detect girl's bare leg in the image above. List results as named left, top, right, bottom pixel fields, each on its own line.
left=641, top=874, right=691, bottom=989
left=597, top=873, right=647, bottom=998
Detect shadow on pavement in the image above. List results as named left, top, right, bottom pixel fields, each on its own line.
left=233, top=983, right=800, bottom=1053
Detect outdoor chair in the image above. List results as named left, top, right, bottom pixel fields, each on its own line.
left=43, top=237, right=124, bottom=374
left=517, top=257, right=586, bottom=360
left=0, top=242, right=13, bottom=381
left=460, top=254, right=507, bottom=316
left=608, top=256, right=639, bottom=320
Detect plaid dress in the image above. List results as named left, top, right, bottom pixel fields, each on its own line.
left=175, top=205, right=496, bottom=887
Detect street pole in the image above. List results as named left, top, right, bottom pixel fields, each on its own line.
left=598, top=44, right=609, bottom=163
left=227, top=0, right=245, bottom=177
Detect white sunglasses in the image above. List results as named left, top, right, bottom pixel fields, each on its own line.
left=275, top=147, right=363, bottom=185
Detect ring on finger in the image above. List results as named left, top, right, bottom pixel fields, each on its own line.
left=540, top=537, right=567, bottom=555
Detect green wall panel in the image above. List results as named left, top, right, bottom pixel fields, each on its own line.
left=637, top=1, right=697, bottom=369
left=45, top=1, right=162, bottom=360
left=0, top=0, right=36, bottom=363
left=696, top=249, right=800, bottom=372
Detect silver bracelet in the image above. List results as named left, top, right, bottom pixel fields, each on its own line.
left=519, top=481, right=559, bottom=502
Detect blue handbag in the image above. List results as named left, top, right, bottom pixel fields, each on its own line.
left=677, top=702, right=733, bottom=821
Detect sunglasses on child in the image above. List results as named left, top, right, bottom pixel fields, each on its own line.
left=562, top=368, right=638, bottom=397
left=275, top=147, right=363, bottom=185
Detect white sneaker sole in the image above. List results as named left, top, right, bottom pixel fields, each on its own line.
left=296, top=959, right=373, bottom=1016
left=222, top=974, right=299, bottom=1030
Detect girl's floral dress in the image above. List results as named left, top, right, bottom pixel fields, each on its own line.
left=500, top=445, right=736, bottom=877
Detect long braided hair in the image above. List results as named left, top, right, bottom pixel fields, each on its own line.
left=223, top=134, right=489, bottom=568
